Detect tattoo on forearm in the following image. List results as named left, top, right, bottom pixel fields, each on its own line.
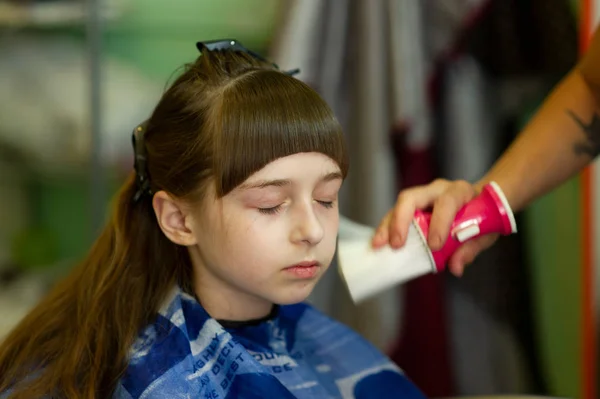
left=567, top=109, right=600, bottom=158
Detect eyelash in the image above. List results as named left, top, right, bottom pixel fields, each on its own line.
left=258, top=201, right=335, bottom=215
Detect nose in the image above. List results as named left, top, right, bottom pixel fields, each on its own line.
left=290, top=202, right=325, bottom=246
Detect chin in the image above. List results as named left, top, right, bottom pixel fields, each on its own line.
left=271, top=281, right=317, bottom=305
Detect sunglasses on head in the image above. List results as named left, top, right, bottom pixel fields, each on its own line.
left=196, top=39, right=300, bottom=76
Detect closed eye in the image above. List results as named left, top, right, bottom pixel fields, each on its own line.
left=317, top=200, right=334, bottom=209
left=258, top=205, right=282, bottom=215
left=258, top=200, right=334, bottom=215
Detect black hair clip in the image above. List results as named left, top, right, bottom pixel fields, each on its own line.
left=131, top=120, right=152, bottom=204
left=196, top=39, right=300, bottom=76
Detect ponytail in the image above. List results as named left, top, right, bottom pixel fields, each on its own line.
left=0, top=173, right=192, bottom=398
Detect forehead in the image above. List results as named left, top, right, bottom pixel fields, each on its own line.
left=243, top=152, right=341, bottom=182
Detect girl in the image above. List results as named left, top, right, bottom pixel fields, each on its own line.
left=0, top=40, right=426, bottom=399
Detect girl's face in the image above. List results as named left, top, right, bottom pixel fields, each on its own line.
left=188, top=152, right=343, bottom=320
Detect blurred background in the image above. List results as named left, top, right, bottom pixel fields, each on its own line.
left=0, top=0, right=596, bottom=398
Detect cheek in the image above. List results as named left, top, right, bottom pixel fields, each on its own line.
left=320, top=205, right=340, bottom=230
left=325, top=219, right=339, bottom=246
left=319, top=210, right=340, bottom=253
left=217, top=228, right=284, bottom=283
left=218, top=211, right=281, bottom=262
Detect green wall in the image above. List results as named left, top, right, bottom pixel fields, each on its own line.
left=524, top=180, right=583, bottom=398
left=105, top=0, right=280, bottom=80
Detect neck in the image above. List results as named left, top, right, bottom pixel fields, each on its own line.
left=189, top=253, right=273, bottom=322
left=197, top=285, right=274, bottom=321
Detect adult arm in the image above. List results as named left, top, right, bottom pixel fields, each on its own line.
left=373, top=26, right=600, bottom=274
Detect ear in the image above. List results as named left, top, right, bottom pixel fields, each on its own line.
left=152, top=190, right=197, bottom=246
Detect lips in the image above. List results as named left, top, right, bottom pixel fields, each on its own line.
left=287, top=261, right=319, bottom=269
left=284, top=261, right=320, bottom=278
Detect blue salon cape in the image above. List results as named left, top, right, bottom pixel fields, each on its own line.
left=114, top=286, right=426, bottom=398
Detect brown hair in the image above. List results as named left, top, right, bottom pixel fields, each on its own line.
left=0, top=45, right=348, bottom=398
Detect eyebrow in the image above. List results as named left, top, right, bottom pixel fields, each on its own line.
left=239, top=171, right=343, bottom=190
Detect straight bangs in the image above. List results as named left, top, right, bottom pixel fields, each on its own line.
left=212, top=70, right=349, bottom=196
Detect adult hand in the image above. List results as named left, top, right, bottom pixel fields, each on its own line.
left=371, top=179, right=498, bottom=276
